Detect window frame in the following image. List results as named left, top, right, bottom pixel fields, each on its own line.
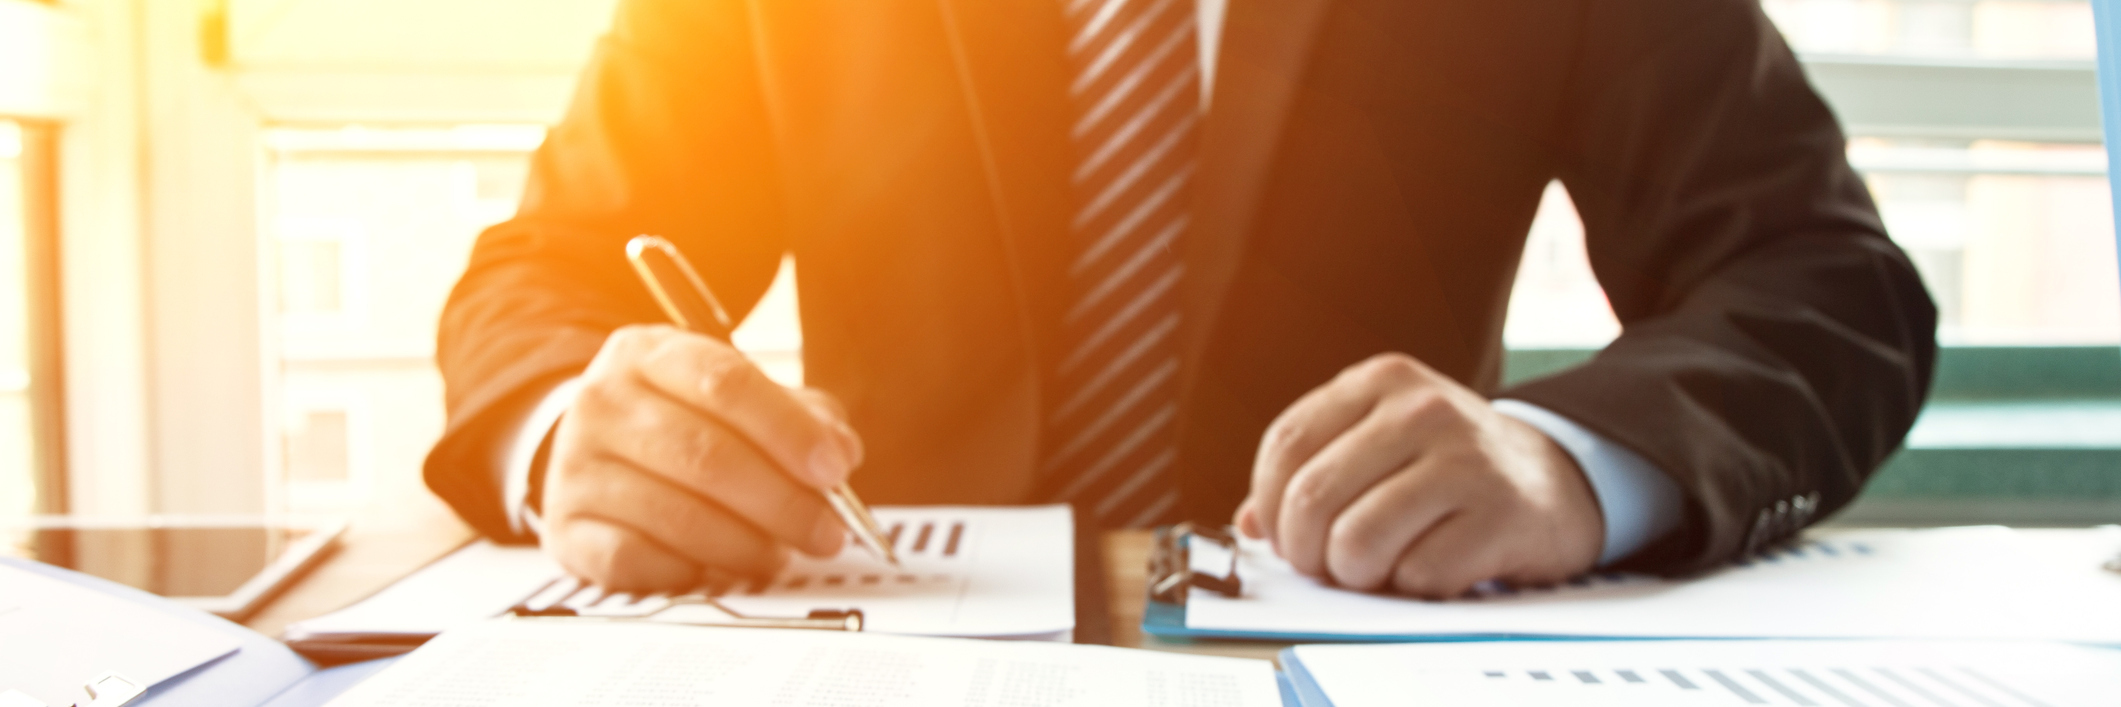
left=13, top=119, right=66, bottom=514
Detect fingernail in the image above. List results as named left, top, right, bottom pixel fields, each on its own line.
left=810, top=514, right=847, bottom=556
left=809, top=442, right=852, bottom=486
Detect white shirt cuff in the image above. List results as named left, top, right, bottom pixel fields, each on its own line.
left=500, top=376, right=585, bottom=537
left=1491, top=399, right=1684, bottom=567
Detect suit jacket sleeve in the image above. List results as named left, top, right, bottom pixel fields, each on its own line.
left=423, top=0, right=789, bottom=541
left=1498, top=0, right=1938, bottom=574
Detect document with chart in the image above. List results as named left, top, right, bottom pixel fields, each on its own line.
left=549, top=504, right=1076, bottom=639
left=1171, top=525, right=2121, bottom=642
left=286, top=505, right=1074, bottom=655
left=1280, top=639, right=2121, bottom=707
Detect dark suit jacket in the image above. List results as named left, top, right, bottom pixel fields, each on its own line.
left=425, top=0, right=1936, bottom=574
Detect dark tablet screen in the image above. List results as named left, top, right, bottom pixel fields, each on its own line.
left=2, top=522, right=315, bottom=598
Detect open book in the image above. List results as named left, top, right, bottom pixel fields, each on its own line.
left=322, top=620, right=1281, bottom=707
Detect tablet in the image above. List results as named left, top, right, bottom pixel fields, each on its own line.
left=0, top=515, right=345, bottom=621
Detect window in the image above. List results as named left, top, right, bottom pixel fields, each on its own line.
left=260, top=125, right=803, bottom=514
left=263, top=125, right=539, bottom=514
left=0, top=120, right=31, bottom=520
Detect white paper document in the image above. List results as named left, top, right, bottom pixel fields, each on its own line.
left=0, top=564, right=241, bottom=705
left=1287, top=639, right=2121, bottom=707
left=1187, top=525, right=2121, bottom=642
left=288, top=505, right=1074, bottom=646
left=285, top=540, right=564, bottom=640
left=324, top=620, right=1280, bottom=707
left=711, top=504, right=1074, bottom=638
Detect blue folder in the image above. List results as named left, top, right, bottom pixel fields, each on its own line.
left=1, top=558, right=392, bottom=707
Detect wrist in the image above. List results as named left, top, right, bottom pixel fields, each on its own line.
left=1502, top=413, right=1605, bottom=573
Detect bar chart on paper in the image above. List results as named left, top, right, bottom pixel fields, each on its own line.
left=518, top=505, right=1077, bottom=640
left=1281, top=640, right=2121, bottom=707
left=282, top=505, right=1077, bottom=658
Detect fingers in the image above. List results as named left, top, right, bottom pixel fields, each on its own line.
left=547, top=456, right=791, bottom=582
left=615, top=325, right=859, bottom=488
left=1247, top=354, right=1430, bottom=546
left=1387, top=512, right=1514, bottom=599
left=576, top=380, right=844, bottom=556
left=546, top=517, right=700, bottom=593
left=1240, top=350, right=1609, bottom=601
left=1317, top=458, right=1468, bottom=590
left=1274, top=388, right=1460, bottom=576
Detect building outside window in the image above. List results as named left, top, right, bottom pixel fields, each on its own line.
left=260, top=125, right=800, bottom=515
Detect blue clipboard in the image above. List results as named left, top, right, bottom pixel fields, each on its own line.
left=1136, top=524, right=1644, bottom=644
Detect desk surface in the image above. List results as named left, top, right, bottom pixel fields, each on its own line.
left=244, top=509, right=1287, bottom=662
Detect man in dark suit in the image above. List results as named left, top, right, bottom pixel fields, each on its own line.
left=425, top=0, right=1935, bottom=597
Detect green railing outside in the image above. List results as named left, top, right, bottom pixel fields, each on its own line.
left=1503, top=346, right=2121, bottom=526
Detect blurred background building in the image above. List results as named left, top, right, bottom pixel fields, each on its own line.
left=0, top=0, right=2110, bottom=524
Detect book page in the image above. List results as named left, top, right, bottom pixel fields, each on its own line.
left=323, top=620, right=1278, bottom=707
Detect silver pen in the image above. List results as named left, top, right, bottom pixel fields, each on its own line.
left=625, top=235, right=901, bottom=568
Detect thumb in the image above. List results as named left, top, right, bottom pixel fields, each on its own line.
left=1234, top=497, right=1263, bottom=538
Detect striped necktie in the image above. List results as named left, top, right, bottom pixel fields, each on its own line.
left=1038, top=0, right=1200, bottom=529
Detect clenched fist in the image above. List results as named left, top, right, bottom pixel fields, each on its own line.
left=1237, top=353, right=1604, bottom=598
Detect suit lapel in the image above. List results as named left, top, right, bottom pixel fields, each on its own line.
left=1183, top=0, right=1336, bottom=377
left=933, top=0, right=1075, bottom=366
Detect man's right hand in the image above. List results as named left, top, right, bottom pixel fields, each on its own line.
left=540, top=324, right=863, bottom=592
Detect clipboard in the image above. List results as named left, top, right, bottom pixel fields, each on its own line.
left=1138, top=523, right=1634, bottom=644
left=289, top=505, right=1084, bottom=662
left=503, top=574, right=866, bottom=631
left=286, top=539, right=873, bottom=664
left=1145, top=524, right=2121, bottom=645
left=1140, top=522, right=1287, bottom=642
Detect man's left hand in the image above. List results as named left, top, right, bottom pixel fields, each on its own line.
left=1235, top=352, right=1604, bottom=598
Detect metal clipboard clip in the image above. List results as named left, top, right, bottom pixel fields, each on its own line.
left=1149, top=522, right=1244, bottom=604
left=505, top=576, right=864, bottom=632
left=0, top=670, right=146, bottom=707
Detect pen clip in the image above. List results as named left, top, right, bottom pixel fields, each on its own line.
left=626, top=235, right=734, bottom=337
